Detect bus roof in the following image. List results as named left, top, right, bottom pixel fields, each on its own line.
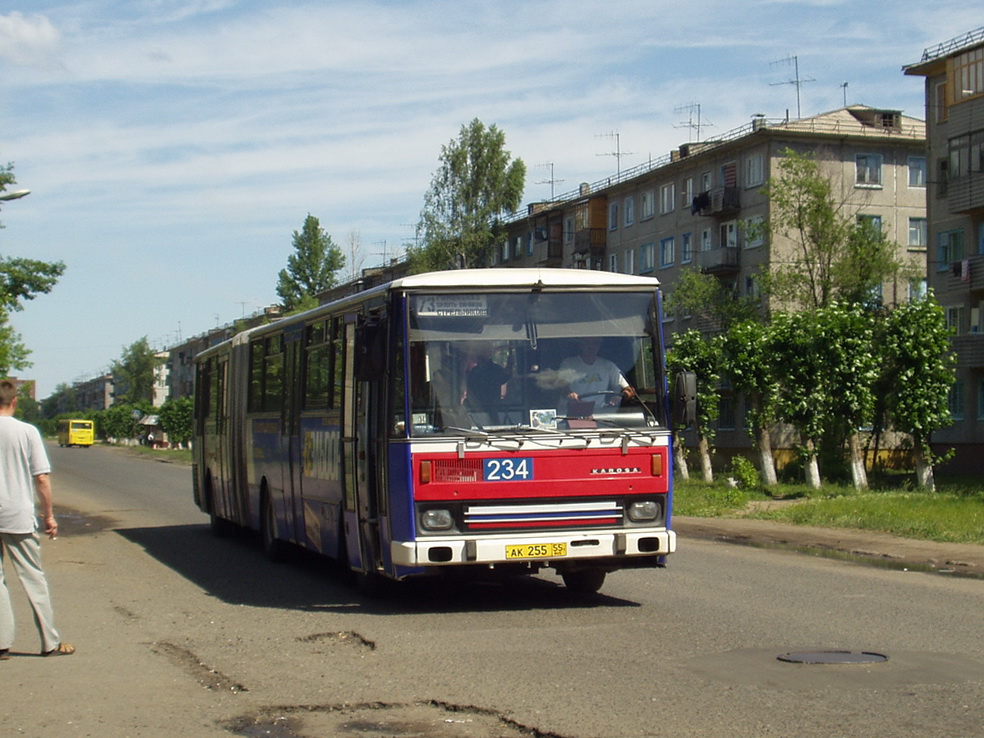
left=195, top=268, right=661, bottom=363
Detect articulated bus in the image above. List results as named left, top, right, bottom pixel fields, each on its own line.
left=58, top=419, right=95, bottom=447
left=193, top=269, right=689, bottom=593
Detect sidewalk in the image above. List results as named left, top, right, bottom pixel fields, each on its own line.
left=674, top=516, right=984, bottom=578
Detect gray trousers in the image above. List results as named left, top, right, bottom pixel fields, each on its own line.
left=0, top=531, right=60, bottom=653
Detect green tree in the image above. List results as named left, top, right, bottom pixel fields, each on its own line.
left=664, top=267, right=759, bottom=331
left=878, top=294, right=955, bottom=489
left=96, top=403, right=142, bottom=443
left=765, top=148, right=909, bottom=311
left=276, top=214, right=345, bottom=313
left=112, top=337, right=162, bottom=405
left=410, top=119, right=526, bottom=272
left=666, top=329, right=721, bottom=483
left=0, top=316, right=30, bottom=375
left=158, top=396, right=193, bottom=447
left=719, top=320, right=779, bottom=486
left=1, top=163, right=65, bottom=369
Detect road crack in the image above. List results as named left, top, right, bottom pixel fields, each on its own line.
left=152, top=641, right=249, bottom=693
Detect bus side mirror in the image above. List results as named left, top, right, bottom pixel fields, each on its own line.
left=673, top=372, right=697, bottom=428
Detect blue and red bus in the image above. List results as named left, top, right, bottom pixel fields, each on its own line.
left=193, top=268, right=688, bottom=593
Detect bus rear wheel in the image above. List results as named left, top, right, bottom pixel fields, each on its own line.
left=261, top=492, right=285, bottom=563
left=561, top=569, right=606, bottom=594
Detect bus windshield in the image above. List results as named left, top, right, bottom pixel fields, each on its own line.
left=404, top=290, right=664, bottom=436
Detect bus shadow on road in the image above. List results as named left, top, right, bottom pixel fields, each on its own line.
left=115, top=524, right=641, bottom=614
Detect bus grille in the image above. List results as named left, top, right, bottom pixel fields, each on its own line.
left=463, top=501, right=622, bottom=530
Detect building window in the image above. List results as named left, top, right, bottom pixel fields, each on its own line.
left=720, top=220, right=738, bottom=248
left=640, top=190, right=655, bottom=220
left=856, top=153, right=882, bottom=187
left=951, top=46, right=984, bottom=104
left=513, top=236, right=522, bottom=260
left=526, top=233, right=533, bottom=257
left=681, top=233, right=693, bottom=264
left=608, top=253, right=618, bottom=272
left=908, top=278, right=927, bottom=302
left=745, top=154, right=764, bottom=187
left=659, top=237, right=675, bottom=269
left=640, top=243, right=655, bottom=273
left=700, top=228, right=712, bottom=252
left=718, top=398, right=736, bottom=430
left=700, top=171, right=711, bottom=193
left=908, top=218, right=927, bottom=250
left=563, top=216, right=574, bottom=245
left=937, top=229, right=965, bottom=269
left=660, top=183, right=675, bottom=214
left=946, top=305, right=965, bottom=335
left=682, top=177, right=694, bottom=208
left=857, top=214, right=883, bottom=235
left=934, top=80, right=948, bottom=123
left=623, top=248, right=635, bottom=274
left=948, top=381, right=965, bottom=421
left=624, top=196, right=635, bottom=227
left=908, top=156, right=927, bottom=187
left=609, top=202, right=619, bottom=231
left=745, top=215, right=765, bottom=248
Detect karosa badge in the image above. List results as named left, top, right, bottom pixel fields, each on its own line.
left=589, top=467, right=642, bottom=475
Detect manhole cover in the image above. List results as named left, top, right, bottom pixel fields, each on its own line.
left=778, top=650, right=888, bottom=665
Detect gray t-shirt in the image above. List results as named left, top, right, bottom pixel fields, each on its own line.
left=0, top=416, right=51, bottom=534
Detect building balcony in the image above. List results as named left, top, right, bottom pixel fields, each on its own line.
left=945, top=173, right=984, bottom=216
left=692, top=186, right=740, bottom=217
left=696, top=246, right=741, bottom=275
left=952, top=333, right=984, bottom=368
left=573, top=228, right=607, bottom=257
left=944, top=254, right=984, bottom=294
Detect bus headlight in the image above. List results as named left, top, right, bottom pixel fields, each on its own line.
left=420, top=509, right=454, bottom=531
left=627, top=500, right=659, bottom=522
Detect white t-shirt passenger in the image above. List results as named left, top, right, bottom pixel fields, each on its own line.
left=0, top=416, right=51, bottom=534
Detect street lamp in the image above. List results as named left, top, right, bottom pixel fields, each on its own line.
left=0, top=189, right=30, bottom=201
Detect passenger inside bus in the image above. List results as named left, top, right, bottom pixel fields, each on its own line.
left=464, top=342, right=512, bottom=423
left=557, top=337, right=636, bottom=416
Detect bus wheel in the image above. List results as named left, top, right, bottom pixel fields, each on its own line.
left=562, top=569, right=606, bottom=594
left=261, top=493, right=285, bottom=563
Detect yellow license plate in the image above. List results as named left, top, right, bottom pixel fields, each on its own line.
left=505, top=542, right=567, bottom=559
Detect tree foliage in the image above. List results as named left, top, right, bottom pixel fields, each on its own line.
left=666, top=329, right=721, bottom=482
left=664, top=267, right=759, bottom=331
left=158, top=396, right=193, bottom=446
left=409, top=119, right=526, bottom=272
left=765, top=148, right=909, bottom=310
left=0, top=162, right=65, bottom=369
left=276, top=214, right=345, bottom=312
left=112, top=337, right=162, bottom=405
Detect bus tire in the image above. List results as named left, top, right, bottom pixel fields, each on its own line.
left=261, top=491, right=286, bottom=563
left=562, top=569, right=606, bottom=594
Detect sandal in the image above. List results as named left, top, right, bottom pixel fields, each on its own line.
left=0, top=649, right=9, bottom=660
left=42, top=643, right=75, bottom=657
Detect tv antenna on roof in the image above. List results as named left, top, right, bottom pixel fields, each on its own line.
left=674, top=102, right=713, bottom=142
left=596, top=131, right=633, bottom=180
left=770, top=54, right=814, bottom=119
left=535, top=162, right=565, bottom=201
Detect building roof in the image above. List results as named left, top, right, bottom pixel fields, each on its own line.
left=904, top=26, right=984, bottom=75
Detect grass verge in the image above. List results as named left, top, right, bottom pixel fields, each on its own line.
left=673, top=475, right=984, bottom=546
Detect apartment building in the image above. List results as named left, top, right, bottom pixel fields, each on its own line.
left=499, top=105, right=927, bottom=450
left=905, top=27, right=984, bottom=472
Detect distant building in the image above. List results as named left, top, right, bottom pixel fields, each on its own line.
left=904, top=27, right=984, bottom=473
left=500, top=105, right=927, bottom=452
left=75, top=373, right=113, bottom=412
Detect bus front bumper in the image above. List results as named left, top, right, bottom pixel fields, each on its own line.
left=390, top=528, right=676, bottom=568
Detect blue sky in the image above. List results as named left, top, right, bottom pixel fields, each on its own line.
left=0, top=1, right=979, bottom=398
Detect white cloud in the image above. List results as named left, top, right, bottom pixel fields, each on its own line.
left=0, top=12, right=62, bottom=68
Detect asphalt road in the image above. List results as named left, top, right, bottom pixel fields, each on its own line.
left=3, top=443, right=982, bottom=737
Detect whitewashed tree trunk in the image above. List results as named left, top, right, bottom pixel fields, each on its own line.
left=756, top=424, right=778, bottom=487
left=673, top=435, right=690, bottom=481
left=848, top=432, right=868, bottom=490
left=804, top=439, right=821, bottom=489
left=698, top=435, right=713, bottom=483
left=914, top=443, right=935, bottom=490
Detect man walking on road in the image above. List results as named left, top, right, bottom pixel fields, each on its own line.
left=0, top=379, right=73, bottom=659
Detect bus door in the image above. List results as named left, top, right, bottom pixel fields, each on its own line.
left=280, top=328, right=304, bottom=544
left=342, top=311, right=388, bottom=575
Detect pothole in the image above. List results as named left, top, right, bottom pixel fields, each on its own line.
left=296, top=631, right=375, bottom=650
left=224, top=701, right=570, bottom=738
left=152, top=641, right=249, bottom=693
left=778, top=650, right=889, bottom=664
